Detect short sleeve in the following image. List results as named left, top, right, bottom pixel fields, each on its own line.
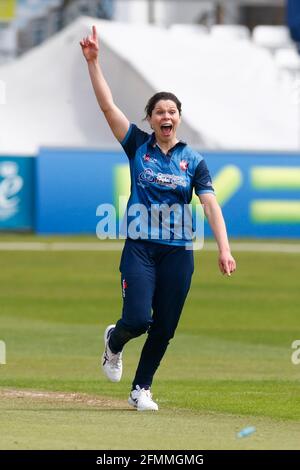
left=193, top=159, right=215, bottom=195
left=120, top=123, right=150, bottom=160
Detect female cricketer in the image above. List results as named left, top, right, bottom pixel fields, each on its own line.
left=80, top=25, right=236, bottom=411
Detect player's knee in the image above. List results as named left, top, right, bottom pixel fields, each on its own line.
left=133, top=320, right=151, bottom=336
left=122, top=318, right=150, bottom=336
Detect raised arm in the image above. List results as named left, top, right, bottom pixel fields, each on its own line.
left=199, top=193, right=236, bottom=276
left=80, top=25, right=130, bottom=142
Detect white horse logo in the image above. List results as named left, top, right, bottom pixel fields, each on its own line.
left=0, top=162, right=23, bottom=220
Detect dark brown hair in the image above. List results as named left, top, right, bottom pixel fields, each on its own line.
left=144, top=91, right=182, bottom=119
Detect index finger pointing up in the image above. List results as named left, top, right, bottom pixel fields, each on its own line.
left=92, top=25, right=97, bottom=40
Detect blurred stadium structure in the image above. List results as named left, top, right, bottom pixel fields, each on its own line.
left=0, top=16, right=298, bottom=152
left=0, top=0, right=300, bottom=236
left=0, top=1, right=291, bottom=62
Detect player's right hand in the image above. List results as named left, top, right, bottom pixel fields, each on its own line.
left=80, top=25, right=99, bottom=62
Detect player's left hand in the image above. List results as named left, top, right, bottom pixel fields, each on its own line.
left=218, top=252, right=236, bottom=276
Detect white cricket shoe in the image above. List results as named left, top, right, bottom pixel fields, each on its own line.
left=101, top=324, right=123, bottom=382
left=128, top=385, right=158, bottom=411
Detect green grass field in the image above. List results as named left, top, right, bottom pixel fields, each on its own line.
left=1, top=236, right=300, bottom=449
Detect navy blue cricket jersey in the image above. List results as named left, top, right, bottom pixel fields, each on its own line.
left=120, top=123, right=214, bottom=245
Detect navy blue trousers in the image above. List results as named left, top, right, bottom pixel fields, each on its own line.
left=109, top=238, right=194, bottom=389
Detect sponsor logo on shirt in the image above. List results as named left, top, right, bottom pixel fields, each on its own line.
left=138, top=168, right=186, bottom=189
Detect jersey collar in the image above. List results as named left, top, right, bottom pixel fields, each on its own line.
left=148, top=132, right=187, bottom=153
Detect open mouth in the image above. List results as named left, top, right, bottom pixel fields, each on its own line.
left=160, top=123, right=173, bottom=137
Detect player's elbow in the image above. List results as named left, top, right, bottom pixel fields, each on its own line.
left=101, top=104, right=114, bottom=114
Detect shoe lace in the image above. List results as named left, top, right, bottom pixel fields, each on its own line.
left=136, top=385, right=152, bottom=399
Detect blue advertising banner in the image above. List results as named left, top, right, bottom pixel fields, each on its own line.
left=201, top=152, right=300, bottom=237
left=36, top=148, right=300, bottom=238
left=0, top=156, right=34, bottom=230
left=36, top=148, right=124, bottom=234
